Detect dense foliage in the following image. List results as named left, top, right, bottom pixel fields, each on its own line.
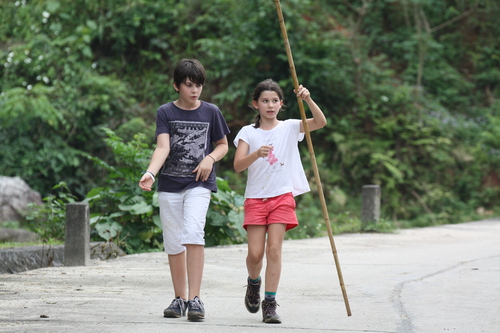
left=25, top=128, right=245, bottom=253
left=2, top=0, right=499, bottom=249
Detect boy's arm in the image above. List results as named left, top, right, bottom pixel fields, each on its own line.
left=209, top=136, right=229, bottom=162
left=139, top=133, right=170, bottom=191
left=193, top=136, right=229, bottom=182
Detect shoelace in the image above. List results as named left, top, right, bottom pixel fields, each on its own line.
left=170, top=298, right=184, bottom=309
left=189, top=299, right=203, bottom=310
left=246, top=282, right=260, bottom=299
left=264, top=301, right=279, bottom=315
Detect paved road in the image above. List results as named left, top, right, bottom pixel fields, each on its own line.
left=1, top=219, right=499, bottom=332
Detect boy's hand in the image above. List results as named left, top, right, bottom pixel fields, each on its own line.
left=193, top=156, right=215, bottom=181
left=139, top=173, right=154, bottom=191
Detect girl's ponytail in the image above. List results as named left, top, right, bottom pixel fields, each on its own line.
left=252, top=113, right=262, bottom=129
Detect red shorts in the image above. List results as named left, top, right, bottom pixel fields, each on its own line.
left=243, top=192, right=298, bottom=231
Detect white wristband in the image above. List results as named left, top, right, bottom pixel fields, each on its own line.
left=145, top=171, right=155, bottom=183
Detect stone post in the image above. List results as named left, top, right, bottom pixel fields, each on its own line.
left=361, top=185, right=381, bottom=228
left=64, top=203, right=90, bottom=266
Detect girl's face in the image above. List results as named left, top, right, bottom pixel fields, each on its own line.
left=174, top=79, right=203, bottom=107
left=252, top=90, right=283, bottom=120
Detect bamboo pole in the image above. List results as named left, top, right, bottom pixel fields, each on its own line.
left=273, top=0, right=352, bottom=317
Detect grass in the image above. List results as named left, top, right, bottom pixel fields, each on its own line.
left=0, top=240, right=64, bottom=249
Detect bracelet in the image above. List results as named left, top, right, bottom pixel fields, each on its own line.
left=145, top=171, right=155, bottom=183
left=207, top=154, right=216, bottom=163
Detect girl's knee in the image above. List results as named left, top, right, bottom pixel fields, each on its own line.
left=247, top=251, right=264, bottom=264
left=266, top=245, right=282, bottom=262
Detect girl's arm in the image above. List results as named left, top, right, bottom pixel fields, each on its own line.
left=139, top=133, right=170, bottom=191
left=193, top=136, right=229, bottom=182
left=234, top=139, right=273, bottom=173
left=295, top=85, right=327, bottom=133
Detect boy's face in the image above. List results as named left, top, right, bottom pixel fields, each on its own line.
left=174, top=79, right=203, bottom=105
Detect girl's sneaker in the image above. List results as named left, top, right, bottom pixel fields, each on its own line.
left=187, top=296, right=205, bottom=321
left=261, top=299, right=281, bottom=324
left=163, top=297, right=187, bottom=318
left=244, top=277, right=261, bottom=313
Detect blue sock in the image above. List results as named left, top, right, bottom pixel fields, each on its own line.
left=265, top=292, right=276, bottom=302
left=249, top=276, right=261, bottom=284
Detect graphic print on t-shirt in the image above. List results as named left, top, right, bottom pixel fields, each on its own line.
left=268, top=148, right=278, bottom=165
left=163, top=120, right=209, bottom=177
left=264, top=138, right=283, bottom=171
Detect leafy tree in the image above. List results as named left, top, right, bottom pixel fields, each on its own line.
left=3, top=0, right=500, bottom=245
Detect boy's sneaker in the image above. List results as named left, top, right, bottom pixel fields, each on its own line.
left=163, top=297, right=187, bottom=318
left=244, top=277, right=261, bottom=313
left=261, top=299, right=281, bottom=324
left=187, top=296, right=205, bottom=321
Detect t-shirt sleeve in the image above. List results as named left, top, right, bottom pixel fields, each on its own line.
left=287, top=119, right=305, bottom=142
left=211, top=106, right=230, bottom=142
left=233, top=126, right=250, bottom=148
left=155, top=106, right=170, bottom=140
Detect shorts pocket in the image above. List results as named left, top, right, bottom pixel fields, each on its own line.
left=244, top=198, right=258, bottom=209
left=283, top=193, right=296, bottom=209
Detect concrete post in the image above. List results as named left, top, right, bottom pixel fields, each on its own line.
left=64, top=203, right=90, bottom=266
left=361, top=185, right=381, bottom=228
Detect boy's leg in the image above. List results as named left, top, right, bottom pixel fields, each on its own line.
left=159, top=191, right=188, bottom=299
left=168, top=251, right=187, bottom=300
left=186, top=244, right=204, bottom=299
left=181, top=187, right=211, bottom=321
left=181, top=186, right=211, bottom=298
left=159, top=191, right=189, bottom=318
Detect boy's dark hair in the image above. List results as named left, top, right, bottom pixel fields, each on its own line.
left=251, top=78, right=285, bottom=129
left=173, top=59, right=206, bottom=89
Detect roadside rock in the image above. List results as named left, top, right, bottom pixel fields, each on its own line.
left=90, top=241, right=127, bottom=260
left=0, top=228, right=38, bottom=242
left=0, top=244, right=64, bottom=274
left=0, top=242, right=126, bottom=274
left=0, top=176, right=43, bottom=222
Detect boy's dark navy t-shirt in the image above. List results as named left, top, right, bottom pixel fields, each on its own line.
left=155, top=101, right=230, bottom=193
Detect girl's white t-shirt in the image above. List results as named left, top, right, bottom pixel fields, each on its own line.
left=233, top=119, right=310, bottom=198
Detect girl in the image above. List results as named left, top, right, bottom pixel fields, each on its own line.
left=233, top=78, right=327, bottom=323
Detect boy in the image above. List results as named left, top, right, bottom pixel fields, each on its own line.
left=139, top=59, right=230, bottom=321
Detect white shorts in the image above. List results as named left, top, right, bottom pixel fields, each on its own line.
left=158, top=187, right=211, bottom=255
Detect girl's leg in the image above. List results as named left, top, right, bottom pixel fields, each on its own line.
left=186, top=244, right=204, bottom=299
left=264, top=223, right=287, bottom=293
left=244, top=225, right=266, bottom=314
left=246, top=225, right=267, bottom=279
left=168, top=251, right=187, bottom=300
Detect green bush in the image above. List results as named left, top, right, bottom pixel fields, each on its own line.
left=25, top=182, right=77, bottom=242
left=86, top=128, right=245, bottom=253
left=24, top=128, right=245, bottom=253
left=206, top=178, right=246, bottom=246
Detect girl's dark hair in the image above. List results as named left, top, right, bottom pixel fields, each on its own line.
left=251, top=78, right=285, bottom=128
left=173, top=59, right=206, bottom=89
